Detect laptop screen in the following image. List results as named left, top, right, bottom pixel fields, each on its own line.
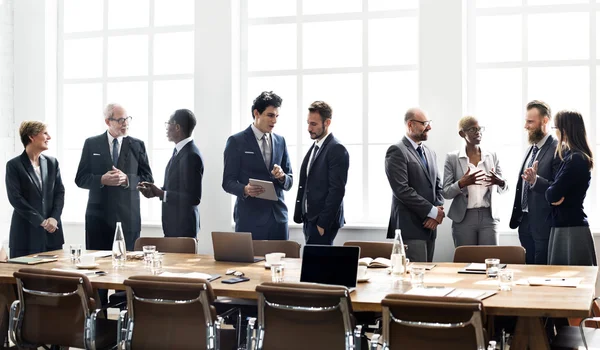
left=300, top=245, right=360, bottom=289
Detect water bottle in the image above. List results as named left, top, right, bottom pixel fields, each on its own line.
left=391, top=229, right=406, bottom=276
left=112, top=222, right=126, bottom=268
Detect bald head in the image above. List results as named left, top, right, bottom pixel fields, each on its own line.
left=404, top=108, right=426, bottom=124
left=404, top=107, right=431, bottom=142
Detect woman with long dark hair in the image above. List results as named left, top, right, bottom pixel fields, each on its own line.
left=544, top=110, right=596, bottom=265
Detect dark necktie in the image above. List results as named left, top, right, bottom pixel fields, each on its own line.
left=303, top=145, right=320, bottom=215
left=112, top=138, right=119, bottom=166
left=522, top=145, right=539, bottom=210
left=165, top=148, right=177, bottom=175
left=308, top=145, right=320, bottom=173
left=416, top=145, right=428, bottom=171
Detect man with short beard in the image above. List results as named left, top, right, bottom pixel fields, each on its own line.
left=385, top=108, right=445, bottom=262
left=509, top=100, right=561, bottom=264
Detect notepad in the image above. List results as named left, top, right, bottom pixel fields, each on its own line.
left=159, top=272, right=221, bottom=282
left=51, top=268, right=106, bottom=276
left=7, top=257, right=57, bottom=265
left=404, top=287, right=455, bottom=297
left=527, top=277, right=582, bottom=288
left=447, top=289, right=496, bottom=300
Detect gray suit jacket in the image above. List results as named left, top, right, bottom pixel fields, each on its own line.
left=386, top=136, right=444, bottom=240
left=442, top=148, right=508, bottom=223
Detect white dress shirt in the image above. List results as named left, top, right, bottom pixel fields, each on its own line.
left=250, top=124, right=270, bottom=160
left=106, top=131, right=128, bottom=188
left=458, top=147, right=491, bottom=209
left=521, top=133, right=550, bottom=212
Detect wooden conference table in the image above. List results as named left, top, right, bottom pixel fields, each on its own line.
left=0, top=251, right=596, bottom=350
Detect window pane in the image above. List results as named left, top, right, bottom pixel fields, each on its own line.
left=528, top=66, right=589, bottom=121
left=63, top=38, right=103, bottom=79
left=247, top=76, right=297, bottom=145
left=596, top=12, right=600, bottom=58
left=476, top=15, right=521, bottom=63
left=107, top=35, right=148, bottom=77
left=107, top=0, right=149, bottom=29
left=61, top=150, right=91, bottom=222
left=368, top=71, right=418, bottom=144
left=63, top=83, right=104, bottom=148
left=344, top=145, right=363, bottom=223
left=248, top=0, right=296, bottom=18
left=63, top=0, right=103, bottom=33
left=154, top=32, right=194, bottom=75
left=283, top=145, right=298, bottom=217
left=303, top=74, right=362, bottom=145
left=151, top=149, right=172, bottom=188
left=303, top=0, right=361, bottom=15
left=528, top=13, right=588, bottom=61
left=107, top=82, right=149, bottom=143
left=368, top=145, right=392, bottom=224
left=475, top=68, right=522, bottom=146
left=153, top=80, right=194, bottom=149
left=369, top=0, right=418, bottom=11
left=528, top=0, right=587, bottom=5
left=477, top=0, right=522, bottom=7
left=493, top=145, right=522, bottom=231
left=155, top=0, right=194, bottom=26
left=369, top=18, right=418, bottom=66
left=303, top=21, right=362, bottom=69
left=248, top=24, right=296, bottom=71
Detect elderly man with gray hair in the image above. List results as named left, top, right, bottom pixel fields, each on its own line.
left=75, top=103, right=153, bottom=252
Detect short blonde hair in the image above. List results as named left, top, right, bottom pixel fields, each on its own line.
left=458, top=116, right=478, bottom=131
left=19, top=121, right=46, bottom=148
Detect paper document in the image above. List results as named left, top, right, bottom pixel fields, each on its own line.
left=88, top=251, right=113, bottom=258
left=51, top=268, right=106, bottom=276
left=527, top=277, right=583, bottom=288
left=447, top=289, right=496, bottom=300
left=249, top=178, right=278, bottom=201
left=159, top=272, right=220, bottom=282
left=404, top=287, right=455, bottom=297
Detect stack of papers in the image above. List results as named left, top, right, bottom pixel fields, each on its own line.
left=159, top=272, right=220, bottom=281
left=51, top=268, right=106, bottom=276
left=404, top=287, right=455, bottom=297
left=458, top=263, right=507, bottom=274
left=447, top=289, right=496, bottom=300
left=404, top=287, right=496, bottom=300
left=525, top=277, right=582, bottom=288
left=7, top=257, right=57, bottom=265
left=88, top=251, right=113, bottom=258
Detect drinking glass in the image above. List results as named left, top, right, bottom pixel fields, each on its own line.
left=410, top=266, right=426, bottom=288
left=143, top=245, right=156, bottom=266
left=498, top=269, right=514, bottom=291
left=270, top=262, right=285, bottom=282
left=150, top=252, right=163, bottom=275
left=485, top=258, right=500, bottom=279
left=70, top=244, right=82, bottom=264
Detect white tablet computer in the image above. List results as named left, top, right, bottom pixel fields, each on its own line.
left=249, top=178, right=278, bottom=201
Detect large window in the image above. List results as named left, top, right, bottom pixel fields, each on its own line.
left=468, top=0, right=599, bottom=229
left=58, top=0, right=195, bottom=223
left=240, top=0, right=419, bottom=225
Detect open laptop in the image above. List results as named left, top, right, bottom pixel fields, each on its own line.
left=211, top=231, right=265, bottom=263
left=300, top=245, right=361, bottom=292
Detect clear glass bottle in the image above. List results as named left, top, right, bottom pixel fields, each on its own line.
left=390, top=229, right=406, bottom=277
left=112, top=222, right=126, bottom=268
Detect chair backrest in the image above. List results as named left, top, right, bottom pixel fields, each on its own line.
left=380, top=293, right=486, bottom=349
left=254, top=282, right=356, bottom=350
left=252, top=240, right=301, bottom=258
left=123, top=275, right=218, bottom=350
left=343, top=240, right=393, bottom=259
left=11, top=268, right=95, bottom=348
left=134, top=237, right=198, bottom=254
left=453, top=245, right=526, bottom=265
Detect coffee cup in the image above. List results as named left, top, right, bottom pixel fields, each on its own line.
left=79, top=254, right=95, bottom=265
left=357, top=266, right=368, bottom=279
left=265, top=252, right=286, bottom=265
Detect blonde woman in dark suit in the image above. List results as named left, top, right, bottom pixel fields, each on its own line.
left=442, top=116, right=508, bottom=247
left=5, top=121, right=65, bottom=258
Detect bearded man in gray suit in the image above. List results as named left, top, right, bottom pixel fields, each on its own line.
left=385, top=108, right=445, bottom=262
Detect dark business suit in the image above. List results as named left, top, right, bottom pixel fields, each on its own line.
left=222, top=126, right=293, bottom=240
left=162, top=141, right=203, bottom=237
left=293, top=134, right=349, bottom=245
left=6, top=152, right=65, bottom=258
left=509, top=135, right=560, bottom=265
left=385, top=136, right=444, bottom=262
left=75, top=132, right=153, bottom=251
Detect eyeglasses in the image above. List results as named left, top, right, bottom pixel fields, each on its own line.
left=225, top=269, right=245, bottom=277
left=410, top=119, right=432, bottom=127
left=464, top=126, right=485, bottom=134
left=164, top=121, right=177, bottom=128
left=109, top=116, right=133, bottom=124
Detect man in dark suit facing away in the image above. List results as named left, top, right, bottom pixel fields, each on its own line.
left=137, top=109, right=204, bottom=238
left=293, top=101, right=349, bottom=245
left=509, top=100, right=561, bottom=264
left=222, top=91, right=293, bottom=240
left=75, top=103, right=153, bottom=251
left=385, top=108, right=445, bottom=262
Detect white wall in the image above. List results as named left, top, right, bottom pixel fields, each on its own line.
left=2, top=0, right=599, bottom=267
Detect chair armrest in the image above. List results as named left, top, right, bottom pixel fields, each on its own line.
left=117, top=310, right=128, bottom=348
left=8, top=300, right=20, bottom=347
left=246, top=317, right=257, bottom=350
left=370, top=334, right=380, bottom=350
left=354, top=324, right=363, bottom=350
left=579, top=317, right=600, bottom=350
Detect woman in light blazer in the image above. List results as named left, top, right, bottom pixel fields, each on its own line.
left=442, top=116, right=508, bottom=247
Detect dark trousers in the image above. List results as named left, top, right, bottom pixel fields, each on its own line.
left=236, top=216, right=289, bottom=241
left=86, top=224, right=139, bottom=251
left=404, top=239, right=435, bottom=262
left=518, top=212, right=550, bottom=264
left=303, top=219, right=339, bottom=245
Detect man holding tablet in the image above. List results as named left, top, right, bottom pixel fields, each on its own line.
left=222, top=91, right=294, bottom=240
